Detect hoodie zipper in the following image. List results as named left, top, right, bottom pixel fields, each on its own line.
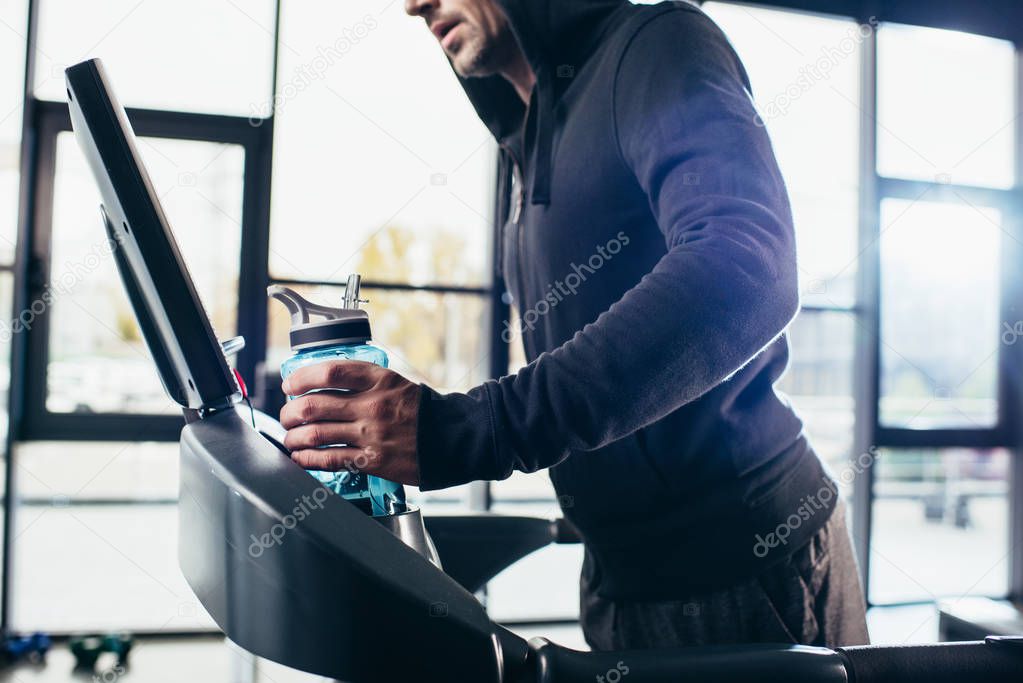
left=509, top=149, right=525, bottom=224
left=503, top=145, right=527, bottom=316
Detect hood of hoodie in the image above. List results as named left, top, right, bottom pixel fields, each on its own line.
left=447, top=0, right=629, bottom=204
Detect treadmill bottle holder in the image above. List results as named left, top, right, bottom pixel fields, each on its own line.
left=180, top=408, right=497, bottom=681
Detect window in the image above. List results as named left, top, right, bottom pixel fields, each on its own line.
left=870, top=448, right=1010, bottom=604
left=19, top=102, right=263, bottom=442
left=877, top=24, right=1015, bottom=189
left=1, top=0, right=28, bottom=261
left=33, top=0, right=276, bottom=116
left=705, top=2, right=862, bottom=308
left=487, top=473, right=584, bottom=622
left=0, top=0, right=28, bottom=624
left=268, top=2, right=494, bottom=287
left=12, top=440, right=210, bottom=631
left=46, top=133, right=244, bottom=415
left=778, top=311, right=856, bottom=492
left=868, top=22, right=1018, bottom=604
left=6, top=0, right=276, bottom=633
left=879, top=198, right=1001, bottom=430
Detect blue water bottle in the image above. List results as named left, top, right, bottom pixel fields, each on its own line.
left=268, top=274, right=406, bottom=516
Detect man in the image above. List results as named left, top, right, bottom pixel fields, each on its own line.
left=279, top=0, right=870, bottom=649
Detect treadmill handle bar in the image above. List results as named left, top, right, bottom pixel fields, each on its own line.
left=521, top=636, right=1023, bottom=683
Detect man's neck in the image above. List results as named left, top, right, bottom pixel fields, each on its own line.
left=501, top=51, right=536, bottom=104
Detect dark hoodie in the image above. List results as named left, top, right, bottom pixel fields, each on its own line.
left=416, top=0, right=838, bottom=600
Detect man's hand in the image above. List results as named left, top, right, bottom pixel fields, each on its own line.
left=279, top=360, right=421, bottom=486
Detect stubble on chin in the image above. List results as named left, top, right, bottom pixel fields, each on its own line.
left=451, top=31, right=497, bottom=79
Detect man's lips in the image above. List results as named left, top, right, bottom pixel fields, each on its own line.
left=430, top=19, right=461, bottom=50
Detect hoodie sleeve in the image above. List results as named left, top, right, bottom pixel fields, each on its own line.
left=416, top=8, right=799, bottom=491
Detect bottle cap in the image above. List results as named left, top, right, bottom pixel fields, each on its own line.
left=268, top=275, right=372, bottom=351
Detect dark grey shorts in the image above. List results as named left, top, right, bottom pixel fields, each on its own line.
left=580, top=502, right=869, bottom=650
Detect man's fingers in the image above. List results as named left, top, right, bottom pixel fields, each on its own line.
left=279, top=392, right=358, bottom=429
left=282, top=360, right=381, bottom=396
left=284, top=421, right=365, bottom=451
left=291, top=447, right=374, bottom=474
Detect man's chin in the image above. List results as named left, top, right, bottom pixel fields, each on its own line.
left=450, top=44, right=495, bottom=79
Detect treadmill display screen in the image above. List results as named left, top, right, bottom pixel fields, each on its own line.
left=65, top=59, right=239, bottom=411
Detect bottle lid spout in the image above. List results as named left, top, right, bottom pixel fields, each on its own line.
left=341, top=274, right=369, bottom=310
left=267, top=285, right=344, bottom=326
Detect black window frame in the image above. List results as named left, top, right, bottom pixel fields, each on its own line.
left=1, top=0, right=282, bottom=633
left=851, top=21, right=1023, bottom=607
left=18, top=100, right=274, bottom=441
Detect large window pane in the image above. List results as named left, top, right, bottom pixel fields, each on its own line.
left=486, top=542, right=584, bottom=622
left=405, top=482, right=473, bottom=512
left=879, top=198, right=1000, bottom=429
left=489, top=478, right=583, bottom=622
left=0, top=0, right=28, bottom=263
left=34, top=0, right=275, bottom=116
left=777, top=311, right=855, bottom=483
left=495, top=323, right=582, bottom=620
left=269, top=2, right=494, bottom=286
left=704, top=3, right=861, bottom=307
left=505, top=307, right=528, bottom=375
left=13, top=441, right=215, bottom=631
left=870, top=448, right=1010, bottom=604
left=878, top=24, right=1015, bottom=189
left=267, top=283, right=488, bottom=394
left=47, top=133, right=243, bottom=414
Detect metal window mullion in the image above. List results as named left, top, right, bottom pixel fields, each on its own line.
left=851, top=18, right=880, bottom=604
left=232, top=0, right=280, bottom=391
left=2, top=0, right=40, bottom=637
left=875, top=427, right=1006, bottom=449
left=19, top=105, right=81, bottom=441
left=234, top=117, right=274, bottom=389
left=800, top=304, right=859, bottom=314
left=878, top=176, right=1016, bottom=210
left=473, top=142, right=508, bottom=518
left=1009, top=45, right=1023, bottom=602
left=31, top=99, right=263, bottom=144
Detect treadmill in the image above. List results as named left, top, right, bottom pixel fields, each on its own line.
left=64, top=58, right=1022, bottom=683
